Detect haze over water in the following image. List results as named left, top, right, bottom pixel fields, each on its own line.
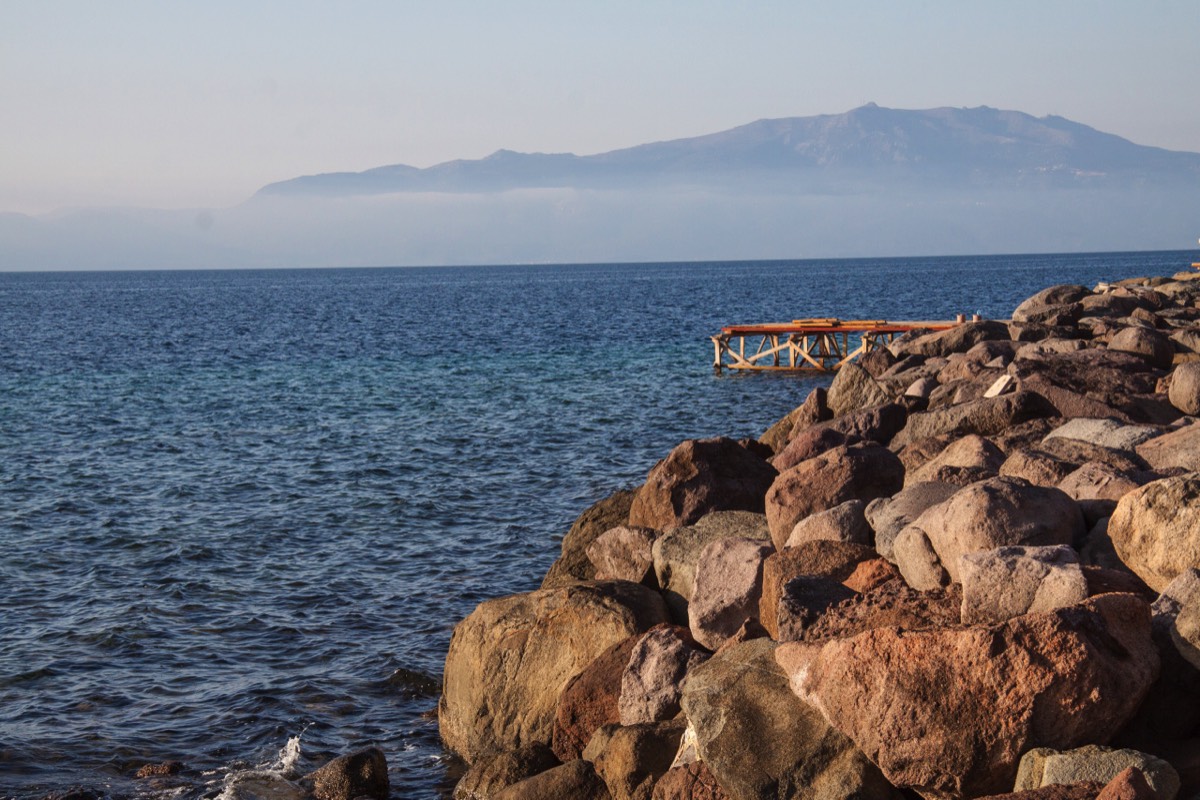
left=0, top=251, right=1191, bottom=798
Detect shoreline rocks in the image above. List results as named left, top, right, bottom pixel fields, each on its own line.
left=441, top=269, right=1200, bottom=800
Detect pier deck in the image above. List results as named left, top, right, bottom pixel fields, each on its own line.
left=711, top=317, right=964, bottom=373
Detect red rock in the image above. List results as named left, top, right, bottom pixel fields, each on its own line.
left=758, top=542, right=878, bottom=640
left=777, top=594, right=1160, bottom=798
left=651, top=762, right=730, bottom=800
left=765, top=443, right=904, bottom=551
left=551, top=634, right=640, bottom=762
left=630, top=438, right=778, bottom=531
left=842, top=558, right=901, bottom=593
left=975, top=784, right=1103, bottom=800
left=772, top=427, right=861, bottom=472
left=1096, top=767, right=1156, bottom=800
left=588, top=526, right=660, bottom=585
left=1109, top=327, right=1174, bottom=370
left=1136, top=423, right=1200, bottom=472
left=799, top=581, right=962, bottom=642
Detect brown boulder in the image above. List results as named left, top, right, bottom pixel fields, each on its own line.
left=306, top=747, right=389, bottom=800
left=542, top=490, right=636, bottom=588
left=652, top=762, right=730, bottom=800
left=758, top=542, right=879, bottom=639
left=866, top=481, right=961, bottom=562
left=1013, top=285, right=1092, bottom=323
left=551, top=634, right=640, bottom=762
left=1136, top=423, right=1200, bottom=472
left=778, top=594, right=1160, bottom=799
left=772, top=427, right=861, bottom=472
left=492, top=760, right=612, bottom=800
left=784, top=499, right=872, bottom=548
left=1109, top=475, right=1200, bottom=593
left=452, top=745, right=560, bottom=800
left=629, top=438, right=778, bottom=531
left=681, top=639, right=894, bottom=800
left=892, top=391, right=1057, bottom=448
left=892, top=319, right=1012, bottom=358
left=765, top=444, right=905, bottom=550
left=441, top=581, right=668, bottom=762
left=828, top=363, right=892, bottom=417
left=906, top=434, right=1005, bottom=486
left=1168, top=363, right=1200, bottom=416
left=800, top=581, right=962, bottom=642
left=586, top=720, right=687, bottom=800
left=1109, top=327, right=1174, bottom=370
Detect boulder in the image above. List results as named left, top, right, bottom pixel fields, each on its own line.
left=651, top=763, right=730, bottom=800
left=906, top=434, right=1006, bottom=487
left=651, top=512, right=771, bottom=621
left=828, top=363, right=892, bottom=417
left=1109, top=327, right=1174, bottom=370
left=1057, top=463, right=1146, bottom=504
left=1013, top=286, right=1092, bottom=323
left=306, top=747, right=389, bottom=800
left=772, top=576, right=858, bottom=641
left=842, top=557, right=903, bottom=593
left=453, top=745, right=560, bottom=800
left=629, top=438, right=778, bottom=531
left=1014, top=746, right=1178, bottom=800
left=892, top=319, right=1012, bottom=359
left=760, top=388, right=831, bottom=454
left=619, top=624, right=709, bottom=726
left=1097, top=768, right=1158, bottom=800
left=894, top=476, right=1086, bottom=587
left=1001, top=448, right=1081, bottom=488
left=784, top=499, right=872, bottom=548
left=588, top=526, right=660, bottom=586
left=1008, top=349, right=1165, bottom=423
left=777, top=594, right=1160, bottom=799
left=1136, top=424, right=1200, bottom=472
left=765, top=444, right=905, bottom=551
left=958, top=545, right=1089, bottom=625
left=866, top=481, right=961, bottom=562
left=492, top=760, right=611, bottom=800
left=1109, top=475, right=1200, bottom=593
left=759, top=542, right=880, bottom=639
left=688, top=537, right=774, bottom=651
left=542, top=490, right=635, bottom=588
left=892, top=391, right=1057, bottom=448
left=772, top=427, right=861, bottom=472
left=586, top=720, right=687, bottom=800
left=441, top=581, right=669, bottom=762
left=680, top=639, right=894, bottom=800
left=1168, top=363, right=1200, bottom=416
left=800, top=581, right=962, bottom=642
left=1044, top=419, right=1162, bottom=454
left=551, top=634, right=640, bottom=762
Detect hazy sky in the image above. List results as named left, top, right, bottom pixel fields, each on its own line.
left=3, top=1, right=1198, bottom=214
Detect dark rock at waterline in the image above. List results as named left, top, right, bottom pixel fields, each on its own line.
left=628, top=437, right=778, bottom=531
left=542, top=489, right=636, bottom=589
left=305, top=746, right=389, bottom=800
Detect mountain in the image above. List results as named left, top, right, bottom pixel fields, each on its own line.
left=257, top=104, right=1200, bottom=198
left=6, top=105, right=1199, bottom=270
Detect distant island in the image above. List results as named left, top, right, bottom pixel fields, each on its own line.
left=4, top=105, right=1199, bottom=270
left=257, top=104, right=1200, bottom=198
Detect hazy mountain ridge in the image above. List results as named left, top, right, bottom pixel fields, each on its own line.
left=257, top=104, right=1200, bottom=198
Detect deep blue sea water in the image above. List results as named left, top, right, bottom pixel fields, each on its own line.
left=0, top=251, right=1193, bottom=799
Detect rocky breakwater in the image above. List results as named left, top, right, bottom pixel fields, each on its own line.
left=440, top=270, right=1200, bottom=800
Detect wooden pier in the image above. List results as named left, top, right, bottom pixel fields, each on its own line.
left=711, top=317, right=966, bottom=373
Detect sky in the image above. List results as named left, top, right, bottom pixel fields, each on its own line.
left=2, top=1, right=1199, bottom=215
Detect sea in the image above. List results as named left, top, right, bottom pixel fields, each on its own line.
left=0, top=250, right=1192, bottom=799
